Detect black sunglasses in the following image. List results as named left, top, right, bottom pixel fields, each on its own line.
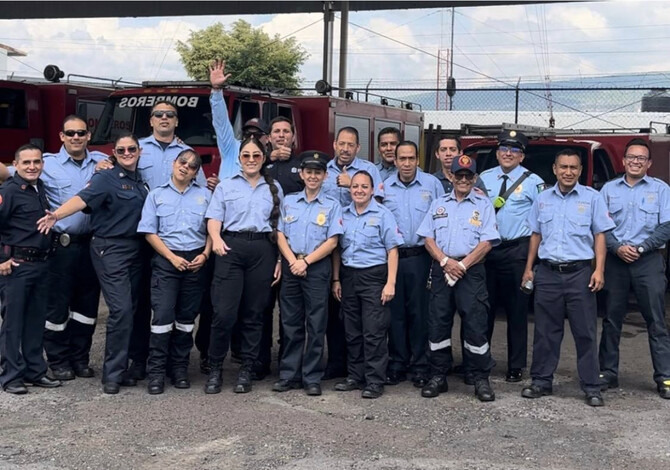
left=114, top=146, right=139, bottom=155
left=152, top=111, right=177, bottom=119
left=63, top=129, right=88, bottom=137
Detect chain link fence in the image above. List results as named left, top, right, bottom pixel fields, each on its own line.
left=293, top=86, right=670, bottom=132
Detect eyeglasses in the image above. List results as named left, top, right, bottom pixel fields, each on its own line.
left=453, top=172, right=475, bottom=181
left=240, top=153, right=263, bottom=160
left=624, top=154, right=649, bottom=163
left=176, top=156, right=199, bottom=170
left=498, top=145, right=523, bottom=155
left=63, top=129, right=88, bottom=137
left=114, top=146, right=138, bottom=155
left=151, top=111, right=177, bottom=119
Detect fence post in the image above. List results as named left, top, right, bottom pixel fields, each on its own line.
left=514, top=84, right=520, bottom=124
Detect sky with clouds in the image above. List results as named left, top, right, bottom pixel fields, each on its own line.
left=2, top=0, right=670, bottom=91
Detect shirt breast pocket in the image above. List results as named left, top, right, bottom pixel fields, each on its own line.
left=223, top=193, right=246, bottom=214
left=538, top=211, right=554, bottom=231
left=569, top=215, right=591, bottom=237
left=362, top=225, right=381, bottom=248
left=308, top=220, right=328, bottom=242
left=640, top=203, right=659, bottom=228
left=156, top=205, right=178, bottom=233
left=56, top=180, right=73, bottom=202
left=608, top=203, right=623, bottom=224
left=188, top=205, right=207, bottom=230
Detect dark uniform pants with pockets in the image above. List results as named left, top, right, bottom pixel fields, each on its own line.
left=485, top=239, right=530, bottom=370
left=531, top=263, right=599, bottom=392
left=600, top=252, right=670, bottom=384
left=43, top=239, right=100, bottom=370
left=208, top=235, right=276, bottom=367
left=340, top=264, right=390, bottom=385
left=0, top=260, right=49, bottom=387
left=428, top=262, right=494, bottom=379
left=90, top=236, right=142, bottom=384
left=388, top=251, right=431, bottom=375
left=148, top=249, right=206, bottom=378
left=278, top=257, right=330, bottom=384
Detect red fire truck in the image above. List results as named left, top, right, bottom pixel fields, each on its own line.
left=89, top=81, right=425, bottom=177
left=0, top=75, right=114, bottom=161
left=426, top=123, right=670, bottom=186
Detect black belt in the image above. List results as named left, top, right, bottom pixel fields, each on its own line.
left=540, top=259, right=591, bottom=273
left=54, top=232, right=91, bottom=247
left=497, top=236, right=530, bottom=249
left=398, top=246, right=426, bottom=258
left=10, top=246, right=50, bottom=262
left=223, top=231, right=268, bottom=241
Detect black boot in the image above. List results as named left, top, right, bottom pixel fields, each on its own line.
left=234, top=367, right=252, bottom=393
left=204, top=363, right=223, bottom=394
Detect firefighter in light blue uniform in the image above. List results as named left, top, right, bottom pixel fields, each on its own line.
left=598, top=138, right=670, bottom=399
left=478, top=130, right=545, bottom=383
left=383, top=140, right=444, bottom=387
left=137, top=150, right=212, bottom=395
left=274, top=151, right=343, bottom=396
left=417, top=155, right=500, bottom=402
left=323, top=127, right=384, bottom=207
left=40, top=129, right=107, bottom=379
left=522, top=149, right=615, bottom=407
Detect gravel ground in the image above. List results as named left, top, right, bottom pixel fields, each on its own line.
left=1, top=303, right=670, bottom=470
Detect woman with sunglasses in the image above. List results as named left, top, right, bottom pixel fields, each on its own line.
left=204, top=135, right=282, bottom=394
left=332, top=170, right=403, bottom=399
left=137, top=150, right=211, bottom=394
left=37, top=133, right=149, bottom=395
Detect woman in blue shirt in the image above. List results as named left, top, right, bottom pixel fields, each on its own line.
left=204, top=135, right=283, bottom=394
left=332, top=170, right=403, bottom=399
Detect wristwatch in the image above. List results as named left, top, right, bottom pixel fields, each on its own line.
left=637, top=246, right=645, bottom=254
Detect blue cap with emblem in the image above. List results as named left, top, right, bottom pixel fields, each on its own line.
left=451, top=155, right=476, bottom=174
left=299, top=151, right=328, bottom=171
left=498, top=129, right=528, bottom=151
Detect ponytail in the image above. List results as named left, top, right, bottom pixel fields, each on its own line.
left=263, top=173, right=280, bottom=243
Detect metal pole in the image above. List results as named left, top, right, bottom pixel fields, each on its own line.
left=338, top=1, right=349, bottom=97
left=515, top=78, right=521, bottom=124
left=449, top=7, right=455, bottom=110
left=322, top=1, right=334, bottom=92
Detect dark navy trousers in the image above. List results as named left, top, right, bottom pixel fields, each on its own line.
left=530, top=262, right=600, bottom=393
left=0, top=260, right=49, bottom=387
left=599, top=252, right=670, bottom=384
left=147, top=249, right=207, bottom=379
left=43, top=238, right=100, bottom=370
left=90, top=236, right=142, bottom=385
left=278, top=257, right=331, bottom=384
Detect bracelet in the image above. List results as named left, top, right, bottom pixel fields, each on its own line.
left=201, top=252, right=209, bottom=260
left=332, top=279, right=340, bottom=284
left=304, top=258, right=310, bottom=266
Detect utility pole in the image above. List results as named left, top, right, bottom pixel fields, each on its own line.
left=322, top=1, right=334, bottom=93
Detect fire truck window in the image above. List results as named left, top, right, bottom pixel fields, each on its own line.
left=404, top=124, right=421, bottom=151
left=593, top=148, right=615, bottom=190
left=335, top=114, right=370, bottom=161
left=277, top=105, right=292, bottom=121
left=0, top=89, right=28, bottom=129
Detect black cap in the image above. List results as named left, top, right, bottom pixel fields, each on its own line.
left=498, top=129, right=528, bottom=151
left=242, top=118, right=269, bottom=136
left=299, top=151, right=329, bottom=171
left=450, top=154, right=476, bottom=174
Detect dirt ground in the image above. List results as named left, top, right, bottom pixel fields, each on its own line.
left=1, top=302, right=670, bottom=470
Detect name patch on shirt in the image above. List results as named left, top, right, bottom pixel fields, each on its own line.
left=577, top=201, right=590, bottom=214
left=367, top=217, right=379, bottom=226
left=121, top=184, right=134, bottom=190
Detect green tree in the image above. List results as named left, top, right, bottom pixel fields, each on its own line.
left=176, top=20, right=308, bottom=90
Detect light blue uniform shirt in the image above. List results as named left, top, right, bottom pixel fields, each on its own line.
left=279, top=190, right=343, bottom=254
left=376, top=162, right=397, bottom=182
left=41, top=147, right=108, bottom=235
left=137, top=179, right=211, bottom=251
left=601, top=174, right=670, bottom=247
left=528, top=183, right=615, bottom=262
left=323, top=157, right=385, bottom=206
left=206, top=173, right=284, bottom=232
left=138, top=135, right=206, bottom=190
left=340, top=200, right=404, bottom=269
left=383, top=171, right=444, bottom=247
left=417, top=190, right=500, bottom=258
left=210, top=90, right=242, bottom=179
left=479, top=164, right=544, bottom=241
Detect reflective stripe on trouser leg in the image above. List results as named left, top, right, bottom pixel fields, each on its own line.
left=151, top=323, right=174, bottom=334
left=70, top=311, right=96, bottom=326
left=429, top=338, right=451, bottom=351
